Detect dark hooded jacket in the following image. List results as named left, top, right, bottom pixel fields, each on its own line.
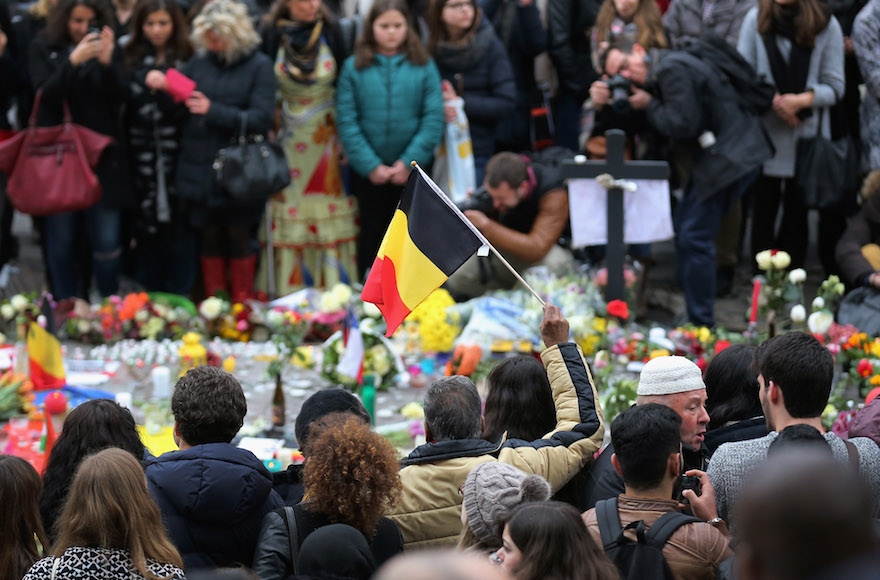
left=145, top=443, right=284, bottom=570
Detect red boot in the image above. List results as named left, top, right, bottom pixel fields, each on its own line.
left=201, top=257, right=228, bottom=297
left=229, top=255, right=257, bottom=303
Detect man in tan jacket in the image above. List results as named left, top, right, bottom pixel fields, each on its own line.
left=582, top=404, right=732, bottom=579
left=387, top=304, right=605, bottom=549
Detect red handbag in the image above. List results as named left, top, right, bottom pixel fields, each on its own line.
left=0, top=90, right=113, bottom=216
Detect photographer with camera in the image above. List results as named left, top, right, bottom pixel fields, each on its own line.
left=590, top=40, right=770, bottom=328
left=582, top=403, right=732, bottom=580
left=444, top=151, right=573, bottom=299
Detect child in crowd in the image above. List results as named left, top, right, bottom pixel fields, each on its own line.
left=0, top=456, right=48, bottom=580
left=335, top=0, right=444, bottom=279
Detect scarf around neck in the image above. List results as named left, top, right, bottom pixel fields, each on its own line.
left=432, top=15, right=493, bottom=73
left=278, top=17, right=324, bottom=84
left=762, top=5, right=813, bottom=95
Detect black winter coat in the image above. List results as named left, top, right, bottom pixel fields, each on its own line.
left=432, top=17, right=515, bottom=159
left=547, top=0, right=601, bottom=97
left=836, top=193, right=880, bottom=287
left=174, top=49, right=276, bottom=208
left=28, top=37, right=134, bottom=210
left=145, top=442, right=284, bottom=570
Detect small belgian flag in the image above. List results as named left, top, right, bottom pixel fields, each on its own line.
left=361, top=167, right=488, bottom=337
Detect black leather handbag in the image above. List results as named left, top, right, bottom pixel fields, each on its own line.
left=796, top=109, right=851, bottom=210
left=213, top=112, right=291, bottom=204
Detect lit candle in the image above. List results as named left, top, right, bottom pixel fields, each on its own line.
left=750, top=278, right=762, bottom=324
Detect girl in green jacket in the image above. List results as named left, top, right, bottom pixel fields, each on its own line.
left=336, top=0, right=445, bottom=280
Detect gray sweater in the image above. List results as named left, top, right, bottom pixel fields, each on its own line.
left=708, top=431, right=880, bottom=528
left=736, top=7, right=845, bottom=177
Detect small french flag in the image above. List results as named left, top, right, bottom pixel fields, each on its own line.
left=337, top=308, right=364, bottom=384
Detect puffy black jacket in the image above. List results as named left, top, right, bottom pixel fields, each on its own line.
left=174, top=49, right=276, bottom=206
left=145, top=443, right=284, bottom=570
left=432, top=17, right=515, bottom=159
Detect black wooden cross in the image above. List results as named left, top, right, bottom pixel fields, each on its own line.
left=561, top=130, right=669, bottom=301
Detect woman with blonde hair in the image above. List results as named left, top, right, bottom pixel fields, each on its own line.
left=22, top=448, right=185, bottom=580
left=149, top=0, right=277, bottom=301
left=0, top=456, right=48, bottom=580
left=253, top=413, right=403, bottom=579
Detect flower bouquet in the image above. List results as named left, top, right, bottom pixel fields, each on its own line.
left=0, top=293, right=43, bottom=342
left=320, top=329, right=404, bottom=391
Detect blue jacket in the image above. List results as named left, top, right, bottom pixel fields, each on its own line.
left=336, top=53, right=445, bottom=177
left=145, top=443, right=283, bottom=570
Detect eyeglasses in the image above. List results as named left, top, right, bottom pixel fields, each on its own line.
left=444, top=1, right=474, bottom=10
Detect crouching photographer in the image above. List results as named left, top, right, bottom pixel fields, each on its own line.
left=444, top=152, right=573, bottom=299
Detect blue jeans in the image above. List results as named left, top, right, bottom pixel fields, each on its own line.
left=674, top=175, right=752, bottom=327
left=46, top=205, right=120, bottom=299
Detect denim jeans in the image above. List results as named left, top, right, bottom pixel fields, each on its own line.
left=674, top=175, right=752, bottom=327
left=45, top=205, right=120, bottom=299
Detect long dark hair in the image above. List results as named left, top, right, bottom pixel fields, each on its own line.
left=426, top=0, right=478, bottom=54
left=264, top=0, right=336, bottom=26
left=705, top=344, right=762, bottom=429
left=506, top=502, right=619, bottom=580
left=0, top=456, right=49, bottom=580
left=44, top=0, right=116, bottom=46
left=354, top=0, right=428, bottom=68
left=757, top=0, right=829, bottom=47
left=40, top=399, right=146, bottom=540
left=124, top=0, right=193, bottom=68
left=482, top=356, right=556, bottom=443
left=593, top=0, right=667, bottom=51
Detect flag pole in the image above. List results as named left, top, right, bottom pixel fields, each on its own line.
left=411, top=162, right=546, bottom=307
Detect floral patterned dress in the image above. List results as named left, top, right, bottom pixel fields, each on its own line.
left=257, top=37, right=359, bottom=295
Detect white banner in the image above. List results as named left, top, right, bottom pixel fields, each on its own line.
left=568, top=178, right=674, bottom=248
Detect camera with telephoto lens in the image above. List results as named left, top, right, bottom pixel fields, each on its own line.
left=456, top=187, right=494, bottom=214
left=606, top=74, right=633, bottom=114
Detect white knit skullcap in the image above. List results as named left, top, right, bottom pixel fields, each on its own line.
left=636, top=356, right=705, bottom=396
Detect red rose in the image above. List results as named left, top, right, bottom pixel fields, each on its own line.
left=607, top=300, right=629, bottom=320
left=858, top=358, right=873, bottom=378
left=714, top=340, right=731, bottom=355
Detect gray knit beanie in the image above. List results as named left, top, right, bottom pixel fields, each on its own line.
left=462, top=462, right=552, bottom=547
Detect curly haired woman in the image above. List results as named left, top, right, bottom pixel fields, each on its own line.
left=252, top=413, right=403, bottom=580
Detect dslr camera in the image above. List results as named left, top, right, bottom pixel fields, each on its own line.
left=606, top=74, right=633, bottom=114
left=456, top=187, right=494, bottom=215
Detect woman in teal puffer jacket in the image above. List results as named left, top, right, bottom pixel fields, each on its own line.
left=336, top=0, right=444, bottom=279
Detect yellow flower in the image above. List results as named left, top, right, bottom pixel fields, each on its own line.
left=592, top=317, right=607, bottom=333
left=650, top=349, right=671, bottom=359
left=578, top=334, right=600, bottom=355
left=871, top=341, right=880, bottom=358
left=870, top=374, right=880, bottom=386
left=697, top=327, right=711, bottom=344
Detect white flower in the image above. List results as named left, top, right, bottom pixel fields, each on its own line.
left=134, top=309, right=150, bottom=323
left=9, top=294, right=28, bottom=313
left=267, top=309, right=285, bottom=328
left=363, top=301, right=382, bottom=319
left=37, top=315, right=47, bottom=328
left=788, top=268, right=807, bottom=284
left=808, top=310, right=834, bottom=335
left=77, top=320, right=91, bottom=334
left=165, top=310, right=177, bottom=323
left=770, top=251, right=791, bottom=270
left=319, top=293, right=342, bottom=313
left=331, top=283, right=353, bottom=305
left=789, top=304, right=806, bottom=323
left=812, top=296, right=825, bottom=311
left=199, top=297, right=224, bottom=320
left=0, top=304, right=14, bottom=320
left=755, top=250, right=773, bottom=271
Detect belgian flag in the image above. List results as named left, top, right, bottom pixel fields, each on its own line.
left=362, top=168, right=488, bottom=337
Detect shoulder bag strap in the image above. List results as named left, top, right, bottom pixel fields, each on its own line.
left=284, top=506, right=300, bottom=575
left=845, top=439, right=860, bottom=471
left=644, top=510, right=702, bottom=548
left=596, top=497, right=625, bottom=549
left=50, top=556, right=61, bottom=580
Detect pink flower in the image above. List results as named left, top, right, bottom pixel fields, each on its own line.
left=594, top=268, right=608, bottom=287
left=236, top=320, right=248, bottom=332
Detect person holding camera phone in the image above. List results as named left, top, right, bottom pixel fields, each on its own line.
left=28, top=0, right=132, bottom=300
left=582, top=403, right=732, bottom=580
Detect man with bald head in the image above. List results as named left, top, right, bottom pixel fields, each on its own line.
left=583, top=355, right=711, bottom=509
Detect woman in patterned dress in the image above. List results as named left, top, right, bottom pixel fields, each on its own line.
left=258, top=0, right=359, bottom=295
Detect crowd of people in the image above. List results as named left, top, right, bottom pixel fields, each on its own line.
left=2, top=304, right=880, bottom=579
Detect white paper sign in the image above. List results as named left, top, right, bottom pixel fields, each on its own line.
left=568, top=178, right=674, bottom=248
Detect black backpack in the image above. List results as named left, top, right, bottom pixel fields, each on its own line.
left=681, top=32, right=776, bottom=116
left=596, top=498, right=702, bottom=580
